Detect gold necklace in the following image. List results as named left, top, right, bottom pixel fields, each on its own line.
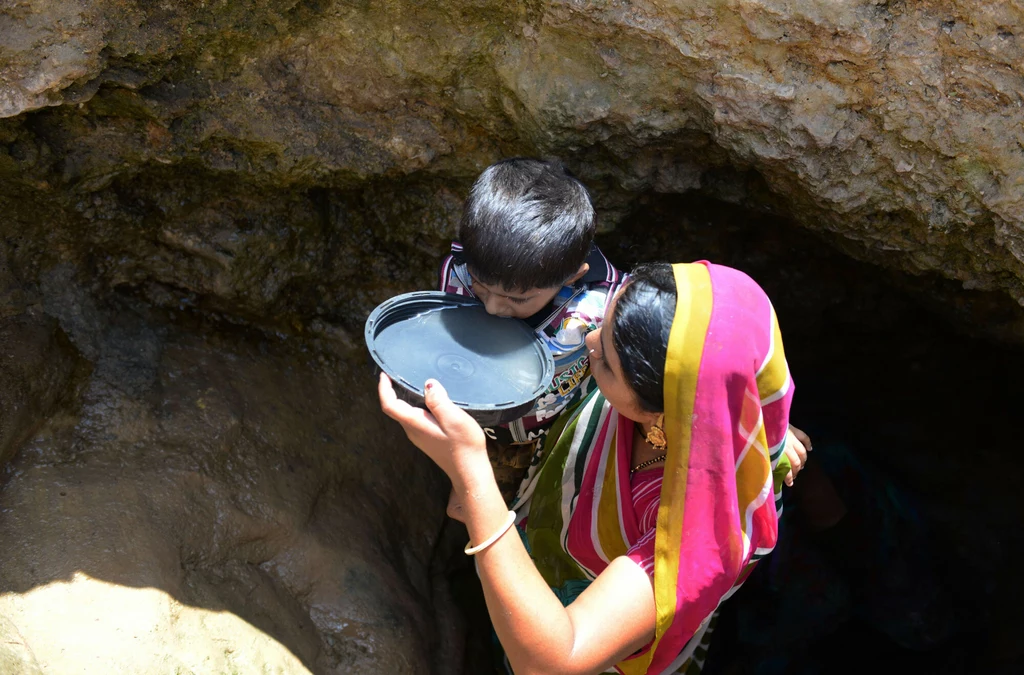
left=631, top=454, right=667, bottom=474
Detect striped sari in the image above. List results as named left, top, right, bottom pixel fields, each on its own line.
left=511, top=262, right=794, bottom=674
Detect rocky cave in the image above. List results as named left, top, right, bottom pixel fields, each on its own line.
left=1, top=1, right=1022, bottom=673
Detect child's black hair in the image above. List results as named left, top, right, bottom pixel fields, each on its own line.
left=459, top=158, right=596, bottom=291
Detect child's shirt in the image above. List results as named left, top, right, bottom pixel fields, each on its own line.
left=437, top=241, right=627, bottom=445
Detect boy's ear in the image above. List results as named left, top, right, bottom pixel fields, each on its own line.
left=566, top=263, right=590, bottom=285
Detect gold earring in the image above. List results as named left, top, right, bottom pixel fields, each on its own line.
left=645, top=415, right=667, bottom=452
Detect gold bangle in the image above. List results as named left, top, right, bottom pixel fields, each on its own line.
left=464, top=510, right=517, bottom=555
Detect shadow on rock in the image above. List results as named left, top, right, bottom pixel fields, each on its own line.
left=0, top=284, right=464, bottom=674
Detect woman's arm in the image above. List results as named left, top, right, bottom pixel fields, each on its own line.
left=380, top=375, right=657, bottom=675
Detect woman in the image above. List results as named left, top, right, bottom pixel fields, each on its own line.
left=379, top=261, right=796, bottom=674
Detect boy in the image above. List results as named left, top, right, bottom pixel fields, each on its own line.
left=438, top=158, right=626, bottom=500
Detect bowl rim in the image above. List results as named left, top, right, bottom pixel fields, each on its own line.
left=364, top=290, right=555, bottom=411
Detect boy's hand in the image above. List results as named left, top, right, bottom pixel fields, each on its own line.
left=378, top=373, right=488, bottom=480
left=782, top=424, right=812, bottom=486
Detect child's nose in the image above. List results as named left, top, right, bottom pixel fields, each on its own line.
left=482, top=296, right=509, bottom=317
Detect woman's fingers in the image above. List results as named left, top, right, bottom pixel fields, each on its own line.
left=378, top=372, right=407, bottom=419
left=380, top=374, right=484, bottom=458
left=379, top=373, right=448, bottom=442
left=379, top=372, right=432, bottom=424
left=423, top=379, right=484, bottom=446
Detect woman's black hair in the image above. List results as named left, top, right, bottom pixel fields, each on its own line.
left=611, top=263, right=676, bottom=413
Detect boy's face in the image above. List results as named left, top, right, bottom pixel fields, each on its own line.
left=467, top=273, right=563, bottom=319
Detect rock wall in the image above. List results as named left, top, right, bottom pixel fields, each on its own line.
left=0, top=282, right=462, bottom=673
left=2, top=1, right=1023, bottom=672
left=1, top=0, right=1022, bottom=327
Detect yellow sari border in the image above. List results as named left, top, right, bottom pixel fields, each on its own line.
left=618, top=263, right=713, bottom=675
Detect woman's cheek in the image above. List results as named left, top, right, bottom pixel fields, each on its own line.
left=587, top=353, right=606, bottom=393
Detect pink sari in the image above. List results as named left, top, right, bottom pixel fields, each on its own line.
left=514, top=262, right=794, bottom=673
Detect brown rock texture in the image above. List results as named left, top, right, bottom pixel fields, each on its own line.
left=0, top=1, right=1022, bottom=324
left=0, top=312, right=85, bottom=466
left=0, top=283, right=458, bottom=674
left=1, top=0, right=1023, bottom=672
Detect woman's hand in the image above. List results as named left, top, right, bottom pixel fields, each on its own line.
left=381, top=374, right=659, bottom=674
left=378, top=373, right=490, bottom=483
left=783, top=425, right=812, bottom=486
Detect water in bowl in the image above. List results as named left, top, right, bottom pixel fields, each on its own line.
left=372, top=305, right=547, bottom=405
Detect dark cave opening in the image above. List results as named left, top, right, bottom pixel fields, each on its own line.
left=445, top=192, right=1024, bottom=675
left=597, top=194, right=1024, bottom=673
